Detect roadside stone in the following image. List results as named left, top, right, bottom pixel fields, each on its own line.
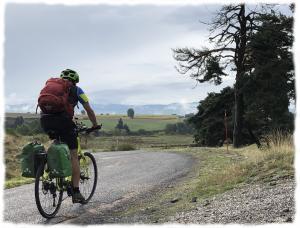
left=191, top=197, right=197, bottom=203
left=170, top=198, right=180, bottom=203
left=203, top=200, right=210, bottom=206
left=282, top=208, right=290, bottom=213
left=145, top=207, right=156, bottom=213
left=285, top=217, right=293, bottom=222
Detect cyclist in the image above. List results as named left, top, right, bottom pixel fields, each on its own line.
left=39, top=69, right=99, bottom=203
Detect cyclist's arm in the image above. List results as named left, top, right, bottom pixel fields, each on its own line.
left=82, top=102, right=98, bottom=127
left=77, top=86, right=98, bottom=127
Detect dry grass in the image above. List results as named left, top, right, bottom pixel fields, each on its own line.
left=192, top=130, right=294, bottom=199
left=228, top=130, right=294, bottom=183
left=110, top=143, right=136, bottom=151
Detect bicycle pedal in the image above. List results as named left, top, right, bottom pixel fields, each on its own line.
left=66, top=185, right=73, bottom=196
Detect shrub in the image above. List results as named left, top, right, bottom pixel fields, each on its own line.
left=16, top=124, right=31, bottom=135
left=164, top=120, right=195, bottom=135
left=5, top=128, right=18, bottom=136
left=165, top=123, right=177, bottom=134
left=110, top=143, right=136, bottom=151
left=136, top=129, right=148, bottom=135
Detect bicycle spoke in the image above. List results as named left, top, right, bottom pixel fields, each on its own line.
left=35, top=164, right=63, bottom=219
left=79, top=152, right=97, bottom=203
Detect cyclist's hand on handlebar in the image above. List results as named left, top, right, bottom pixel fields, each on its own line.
left=92, top=124, right=102, bottom=130
left=85, top=124, right=102, bottom=134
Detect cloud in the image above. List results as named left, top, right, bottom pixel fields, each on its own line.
left=5, top=3, right=229, bottom=106
left=87, top=78, right=234, bottom=105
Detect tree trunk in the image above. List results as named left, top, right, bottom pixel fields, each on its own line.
left=233, top=4, right=247, bottom=148
left=246, top=124, right=261, bottom=148
left=233, top=81, right=244, bottom=148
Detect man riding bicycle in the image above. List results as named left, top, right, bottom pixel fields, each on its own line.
left=38, top=69, right=99, bottom=203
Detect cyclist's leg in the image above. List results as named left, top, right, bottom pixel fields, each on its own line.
left=60, top=125, right=85, bottom=203
left=70, top=149, right=80, bottom=188
left=59, top=125, right=80, bottom=188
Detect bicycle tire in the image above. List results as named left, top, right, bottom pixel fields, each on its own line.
left=79, top=152, right=98, bottom=204
left=35, top=163, right=63, bottom=219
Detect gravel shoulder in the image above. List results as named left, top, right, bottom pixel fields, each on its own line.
left=169, top=178, right=295, bottom=224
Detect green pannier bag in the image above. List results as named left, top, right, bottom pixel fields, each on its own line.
left=47, top=141, right=72, bottom=178
left=21, top=142, right=46, bottom=178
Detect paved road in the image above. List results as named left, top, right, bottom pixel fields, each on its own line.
left=3, top=150, right=193, bottom=224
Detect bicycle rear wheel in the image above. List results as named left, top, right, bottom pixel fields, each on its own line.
left=35, top=163, right=63, bottom=219
left=79, top=152, right=98, bottom=204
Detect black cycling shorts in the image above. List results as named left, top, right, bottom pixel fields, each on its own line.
left=40, top=113, right=78, bottom=150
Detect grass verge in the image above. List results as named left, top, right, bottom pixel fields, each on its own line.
left=114, top=132, right=294, bottom=223
left=5, top=177, right=35, bottom=189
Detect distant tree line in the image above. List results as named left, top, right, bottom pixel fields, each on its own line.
left=165, top=120, right=195, bottom=135
left=5, top=116, right=44, bottom=136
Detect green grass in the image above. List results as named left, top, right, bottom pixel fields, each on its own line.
left=81, top=115, right=181, bottom=132
left=6, top=113, right=182, bottom=132
left=5, top=177, right=35, bottom=189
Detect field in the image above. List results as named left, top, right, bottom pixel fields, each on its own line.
left=5, top=113, right=182, bottom=132
left=80, top=114, right=182, bottom=132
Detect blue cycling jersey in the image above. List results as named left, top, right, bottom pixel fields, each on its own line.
left=76, top=86, right=89, bottom=104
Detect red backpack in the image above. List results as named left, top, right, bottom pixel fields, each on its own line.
left=37, top=78, right=74, bottom=117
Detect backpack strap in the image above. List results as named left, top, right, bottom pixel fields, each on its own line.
left=35, top=104, right=39, bottom=114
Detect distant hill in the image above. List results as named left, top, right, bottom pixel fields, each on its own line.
left=5, top=102, right=198, bottom=115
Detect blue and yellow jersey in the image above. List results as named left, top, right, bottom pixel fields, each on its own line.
left=76, top=86, right=89, bottom=104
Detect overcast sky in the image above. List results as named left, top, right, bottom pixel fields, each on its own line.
left=4, top=3, right=290, bottom=107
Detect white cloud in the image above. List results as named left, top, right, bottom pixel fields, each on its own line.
left=4, top=4, right=231, bottom=106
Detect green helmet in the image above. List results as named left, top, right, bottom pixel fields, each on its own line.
left=60, top=69, right=79, bottom=83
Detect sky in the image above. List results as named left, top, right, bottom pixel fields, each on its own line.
left=4, top=3, right=237, bottom=108
left=4, top=2, right=292, bottom=108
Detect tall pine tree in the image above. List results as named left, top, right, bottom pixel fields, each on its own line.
left=243, top=10, right=295, bottom=137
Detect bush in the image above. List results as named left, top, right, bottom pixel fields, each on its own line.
left=27, top=120, right=43, bottom=134
left=12, top=119, right=43, bottom=136
left=110, top=143, right=136, bottom=151
left=16, top=124, right=31, bottom=135
left=115, top=118, right=131, bottom=135
left=164, top=120, right=195, bottom=135
left=5, top=128, right=18, bottom=136
left=136, top=129, right=148, bottom=135
left=165, top=124, right=177, bottom=134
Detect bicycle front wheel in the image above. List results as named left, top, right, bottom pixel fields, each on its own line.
left=35, top=163, right=63, bottom=219
left=79, top=152, right=98, bottom=204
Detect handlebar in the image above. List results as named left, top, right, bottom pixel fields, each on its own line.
left=76, top=124, right=102, bottom=134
